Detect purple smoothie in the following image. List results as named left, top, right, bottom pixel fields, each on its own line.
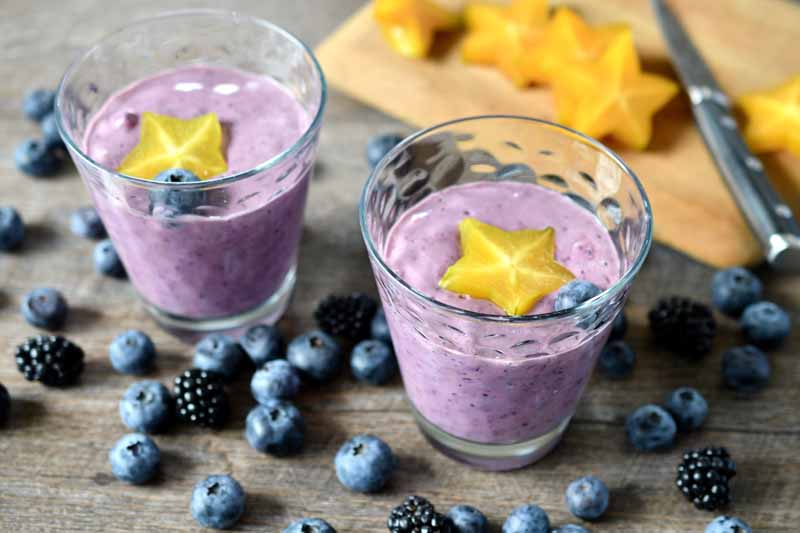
left=381, top=181, right=620, bottom=448
left=83, top=66, right=312, bottom=319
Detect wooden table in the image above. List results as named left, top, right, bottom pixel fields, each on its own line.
left=0, top=2, right=797, bottom=531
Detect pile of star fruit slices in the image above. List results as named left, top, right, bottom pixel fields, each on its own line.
left=373, top=0, right=679, bottom=150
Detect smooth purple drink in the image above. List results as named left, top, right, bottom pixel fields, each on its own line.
left=57, top=12, right=326, bottom=336
left=84, top=66, right=310, bottom=320
left=383, top=181, right=619, bottom=445
left=361, top=116, right=652, bottom=470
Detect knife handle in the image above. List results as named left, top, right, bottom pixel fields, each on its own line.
left=690, top=90, right=800, bottom=270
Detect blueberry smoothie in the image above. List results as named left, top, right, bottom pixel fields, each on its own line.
left=380, top=181, right=621, bottom=463
left=83, top=66, right=312, bottom=320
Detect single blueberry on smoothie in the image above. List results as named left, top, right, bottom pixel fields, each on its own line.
left=82, top=66, right=312, bottom=321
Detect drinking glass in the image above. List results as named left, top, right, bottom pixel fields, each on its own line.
left=56, top=10, right=326, bottom=337
left=360, top=116, right=652, bottom=470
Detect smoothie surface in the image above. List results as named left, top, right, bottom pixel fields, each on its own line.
left=84, top=66, right=310, bottom=175
left=383, top=181, right=621, bottom=315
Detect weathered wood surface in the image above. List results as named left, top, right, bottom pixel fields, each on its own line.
left=0, top=1, right=798, bottom=532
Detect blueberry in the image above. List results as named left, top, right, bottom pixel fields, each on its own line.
left=109, top=330, right=156, bottom=375
left=193, top=334, right=245, bottom=381
left=287, top=330, right=342, bottom=381
left=609, top=311, right=627, bottom=340
left=15, top=138, right=61, bottom=177
left=565, top=476, right=609, bottom=521
left=552, top=526, right=589, bottom=533
left=191, top=475, right=246, bottom=530
left=23, top=89, right=55, bottom=121
left=0, top=383, right=9, bottom=426
left=41, top=113, right=64, bottom=150
left=711, top=267, right=762, bottom=317
left=350, top=339, right=397, bottom=385
left=69, top=206, right=106, bottom=239
left=334, top=434, right=396, bottom=493
left=625, top=404, right=677, bottom=451
left=554, top=280, right=602, bottom=311
left=21, top=287, right=68, bottom=330
left=598, top=340, right=635, bottom=378
left=705, top=516, right=752, bottom=533
left=94, top=239, right=126, bottom=278
left=283, top=518, right=336, bottom=533
left=0, top=206, right=25, bottom=251
left=150, top=168, right=206, bottom=215
left=740, top=301, right=790, bottom=350
left=245, top=400, right=305, bottom=456
left=447, top=505, right=488, bottom=533
left=370, top=308, right=391, bottom=343
left=367, top=133, right=404, bottom=169
left=109, top=433, right=160, bottom=485
left=251, top=359, right=301, bottom=403
left=664, top=387, right=708, bottom=431
left=119, top=380, right=172, bottom=433
left=502, top=504, right=550, bottom=533
left=240, top=324, right=284, bottom=367
left=722, top=345, right=770, bottom=393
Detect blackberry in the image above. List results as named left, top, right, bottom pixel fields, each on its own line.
left=314, top=293, right=378, bottom=340
left=649, top=297, right=716, bottom=356
left=173, top=369, right=229, bottom=428
left=387, top=495, right=454, bottom=533
left=15, top=335, right=84, bottom=386
left=676, top=447, right=736, bottom=511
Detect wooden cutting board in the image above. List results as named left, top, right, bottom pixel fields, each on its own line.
left=316, top=0, right=800, bottom=268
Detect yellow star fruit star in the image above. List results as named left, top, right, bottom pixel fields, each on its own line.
left=117, top=112, right=228, bottom=180
left=374, top=0, right=461, bottom=59
left=551, top=31, right=679, bottom=149
left=738, top=74, right=800, bottom=158
left=438, top=217, right=575, bottom=316
left=521, top=7, right=629, bottom=86
left=461, top=0, right=549, bottom=87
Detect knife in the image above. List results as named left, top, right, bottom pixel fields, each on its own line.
left=651, top=0, right=800, bottom=271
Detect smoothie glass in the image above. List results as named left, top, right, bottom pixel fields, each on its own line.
left=56, top=11, right=326, bottom=336
left=360, top=116, right=653, bottom=470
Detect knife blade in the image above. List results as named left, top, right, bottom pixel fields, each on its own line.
left=651, top=0, right=800, bottom=270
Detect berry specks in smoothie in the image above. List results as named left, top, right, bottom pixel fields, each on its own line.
left=123, top=112, right=138, bottom=129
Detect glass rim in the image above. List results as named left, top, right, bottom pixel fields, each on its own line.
left=54, top=8, right=327, bottom=189
left=358, top=114, right=654, bottom=324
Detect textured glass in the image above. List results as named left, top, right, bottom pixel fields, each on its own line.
left=57, top=11, right=325, bottom=326
left=360, top=116, right=652, bottom=465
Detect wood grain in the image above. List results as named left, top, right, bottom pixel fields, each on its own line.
left=0, top=1, right=798, bottom=532
left=316, top=0, right=800, bottom=268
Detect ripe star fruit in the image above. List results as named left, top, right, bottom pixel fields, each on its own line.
left=438, top=217, right=575, bottom=316
left=550, top=31, right=679, bottom=149
left=374, top=0, right=461, bottom=59
left=738, top=74, right=800, bottom=158
left=461, top=0, right=549, bottom=87
left=521, top=7, right=629, bottom=86
left=116, top=112, right=227, bottom=180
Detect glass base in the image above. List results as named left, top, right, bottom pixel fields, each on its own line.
left=142, top=267, right=296, bottom=342
left=410, top=403, right=570, bottom=471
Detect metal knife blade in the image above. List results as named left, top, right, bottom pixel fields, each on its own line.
left=651, top=0, right=800, bottom=270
